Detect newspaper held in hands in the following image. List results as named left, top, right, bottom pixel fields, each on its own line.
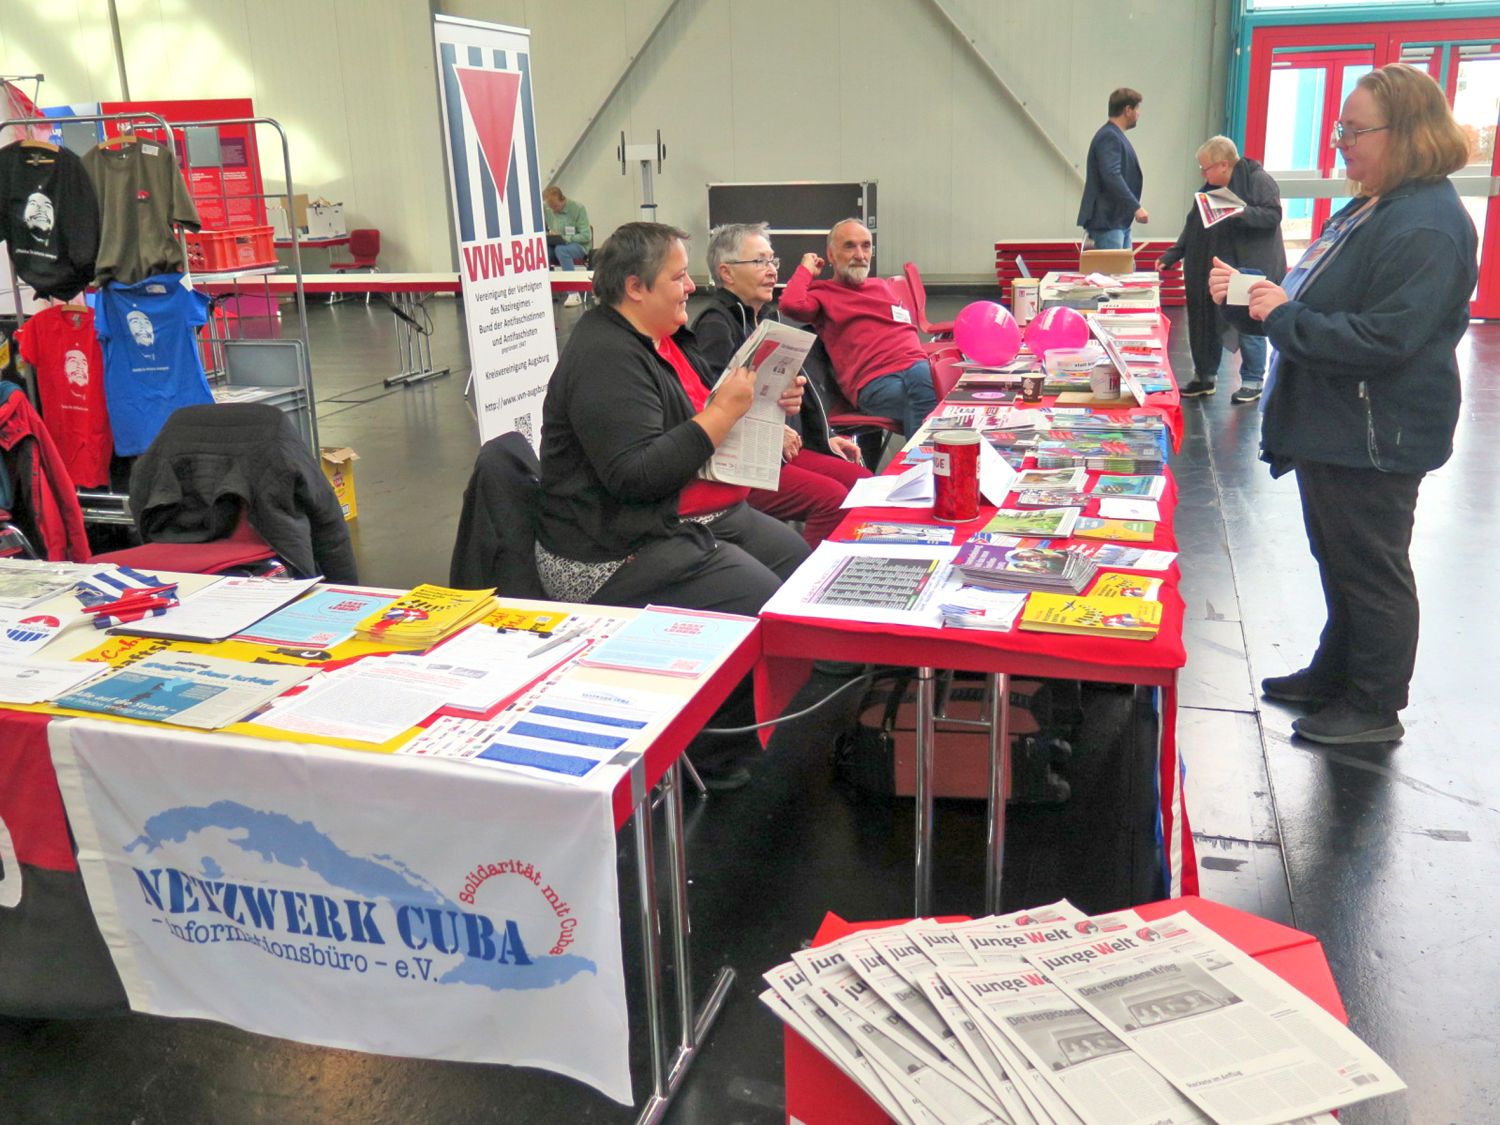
left=1195, top=187, right=1246, bottom=229
left=700, top=320, right=814, bottom=489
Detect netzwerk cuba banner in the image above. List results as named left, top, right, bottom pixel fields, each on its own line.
left=50, top=718, right=631, bottom=1102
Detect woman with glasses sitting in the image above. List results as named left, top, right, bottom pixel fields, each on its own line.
left=1208, top=63, right=1477, bottom=747
left=692, top=222, right=870, bottom=547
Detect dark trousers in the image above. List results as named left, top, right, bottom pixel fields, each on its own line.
left=592, top=503, right=809, bottom=769
left=1296, top=460, right=1424, bottom=712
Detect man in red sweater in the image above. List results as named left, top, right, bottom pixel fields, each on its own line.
left=778, top=219, right=936, bottom=436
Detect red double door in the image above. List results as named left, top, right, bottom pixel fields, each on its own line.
left=1244, top=16, right=1500, bottom=317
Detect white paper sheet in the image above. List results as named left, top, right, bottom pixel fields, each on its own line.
left=112, top=577, right=320, bottom=642
left=762, top=542, right=960, bottom=627
left=841, top=462, right=935, bottom=509
left=0, top=654, right=105, bottom=703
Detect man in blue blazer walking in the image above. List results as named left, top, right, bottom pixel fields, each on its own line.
left=1077, top=88, right=1148, bottom=250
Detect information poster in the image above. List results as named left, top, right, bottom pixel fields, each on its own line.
left=433, top=15, right=557, bottom=447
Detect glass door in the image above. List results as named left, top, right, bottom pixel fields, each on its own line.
left=1400, top=39, right=1500, bottom=315
left=1243, top=16, right=1500, bottom=317
left=1263, top=48, right=1373, bottom=249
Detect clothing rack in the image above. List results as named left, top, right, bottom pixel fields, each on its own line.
left=0, top=111, right=318, bottom=528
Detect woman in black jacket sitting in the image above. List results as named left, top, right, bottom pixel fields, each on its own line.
left=535, top=221, right=810, bottom=786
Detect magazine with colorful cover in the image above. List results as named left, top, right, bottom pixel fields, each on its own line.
left=1072, top=517, right=1157, bottom=543
left=1089, top=572, right=1164, bottom=600
left=1090, top=474, right=1166, bottom=499
left=1018, top=593, right=1163, bottom=640
left=979, top=507, right=1080, bottom=539
left=54, top=653, right=313, bottom=729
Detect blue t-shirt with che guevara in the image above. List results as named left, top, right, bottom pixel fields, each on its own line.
left=95, top=272, right=212, bottom=455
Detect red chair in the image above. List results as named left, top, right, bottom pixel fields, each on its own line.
left=329, top=228, right=381, bottom=304
left=903, top=261, right=955, bottom=340
left=929, top=345, right=965, bottom=401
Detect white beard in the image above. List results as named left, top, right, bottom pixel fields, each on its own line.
left=838, top=265, right=869, bottom=285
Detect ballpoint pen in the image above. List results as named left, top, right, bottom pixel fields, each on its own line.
left=527, top=625, right=588, bottom=660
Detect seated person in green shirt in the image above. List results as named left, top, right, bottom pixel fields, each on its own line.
left=543, top=186, right=592, bottom=266
left=544, top=185, right=592, bottom=306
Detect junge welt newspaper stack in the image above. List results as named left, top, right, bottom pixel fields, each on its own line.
left=762, top=900, right=1403, bottom=1125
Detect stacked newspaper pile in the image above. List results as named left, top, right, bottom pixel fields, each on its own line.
left=761, top=900, right=1403, bottom=1125
left=952, top=543, right=1097, bottom=595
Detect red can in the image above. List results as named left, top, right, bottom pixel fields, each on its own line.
left=932, top=430, right=982, bottom=522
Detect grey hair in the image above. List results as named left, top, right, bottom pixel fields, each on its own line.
left=1197, top=135, right=1240, bottom=165
left=705, top=222, right=770, bottom=285
left=592, top=222, right=691, bottom=306
left=827, top=217, right=869, bottom=252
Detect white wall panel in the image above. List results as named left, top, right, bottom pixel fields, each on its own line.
left=2, top=0, right=1229, bottom=278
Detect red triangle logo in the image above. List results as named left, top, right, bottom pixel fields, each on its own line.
left=455, top=68, right=522, bottom=202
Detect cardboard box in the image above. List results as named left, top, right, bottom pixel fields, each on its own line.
left=307, top=201, right=346, bottom=240
left=320, top=447, right=358, bottom=521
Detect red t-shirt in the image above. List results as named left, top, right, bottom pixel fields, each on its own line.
left=657, top=334, right=749, bottom=517
left=16, top=305, right=113, bottom=486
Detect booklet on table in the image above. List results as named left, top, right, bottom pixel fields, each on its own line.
left=577, top=605, right=757, bottom=678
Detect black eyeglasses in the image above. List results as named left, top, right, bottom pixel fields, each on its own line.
left=726, top=257, right=780, bottom=270
left=1331, top=121, right=1389, bottom=147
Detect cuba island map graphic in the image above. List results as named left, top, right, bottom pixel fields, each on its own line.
left=123, top=800, right=597, bottom=992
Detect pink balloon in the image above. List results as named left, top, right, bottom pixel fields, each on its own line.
left=1023, top=305, right=1090, bottom=360
left=953, top=301, right=1022, bottom=367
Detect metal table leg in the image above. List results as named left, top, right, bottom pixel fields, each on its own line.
left=383, top=293, right=450, bottom=387
left=633, top=777, right=668, bottom=1116
left=914, top=665, right=937, bottom=916
left=632, top=761, right=735, bottom=1125
left=985, top=673, right=1012, bottom=915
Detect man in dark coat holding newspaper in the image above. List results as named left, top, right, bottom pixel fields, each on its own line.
left=1160, top=136, right=1287, bottom=402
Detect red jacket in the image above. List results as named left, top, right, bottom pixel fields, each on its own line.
left=779, top=266, right=927, bottom=401
left=0, top=382, right=91, bottom=561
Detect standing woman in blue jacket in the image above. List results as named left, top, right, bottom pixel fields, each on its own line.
left=1209, top=63, right=1476, bottom=746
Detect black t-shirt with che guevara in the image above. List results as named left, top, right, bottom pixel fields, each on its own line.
left=0, top=142, right=101, bottom=300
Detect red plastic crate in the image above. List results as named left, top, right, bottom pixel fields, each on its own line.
left=186, top=225, right=276, bottom=272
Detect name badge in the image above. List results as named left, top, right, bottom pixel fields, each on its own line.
left=892, top=304, right=912, bottom=324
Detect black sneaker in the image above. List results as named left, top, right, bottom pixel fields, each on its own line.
left=1293, top=701, right=1404, bottom=745
left=1261, top=668, right=1337, bottom=705
left=1180, top=379, right=1217, bottom=397
left=1230, top=384, right=1263, bottom=404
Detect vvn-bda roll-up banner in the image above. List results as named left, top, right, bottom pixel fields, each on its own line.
left=433, top=15, right=558, bottom=448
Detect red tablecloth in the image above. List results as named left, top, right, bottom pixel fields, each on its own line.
left=757, top=309, right=1194, bottom=892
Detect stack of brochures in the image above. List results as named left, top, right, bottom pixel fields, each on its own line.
left=761, top=899, right=1405, bottom=1125
left=846, top=521, right=955, bottom=545
left=973, top=507, right=1080, bottom=539
left=937, top=586, right=1027, bottom=630
left=1033, top=438, right=1163, bottom=475
left=352, top=584, right=496, bottom=646
left=952, top=543, right=1097, bottom=594
left=1018, top=591, right=1163, bottom=640
left=578, top=605, right=757, bottom=678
